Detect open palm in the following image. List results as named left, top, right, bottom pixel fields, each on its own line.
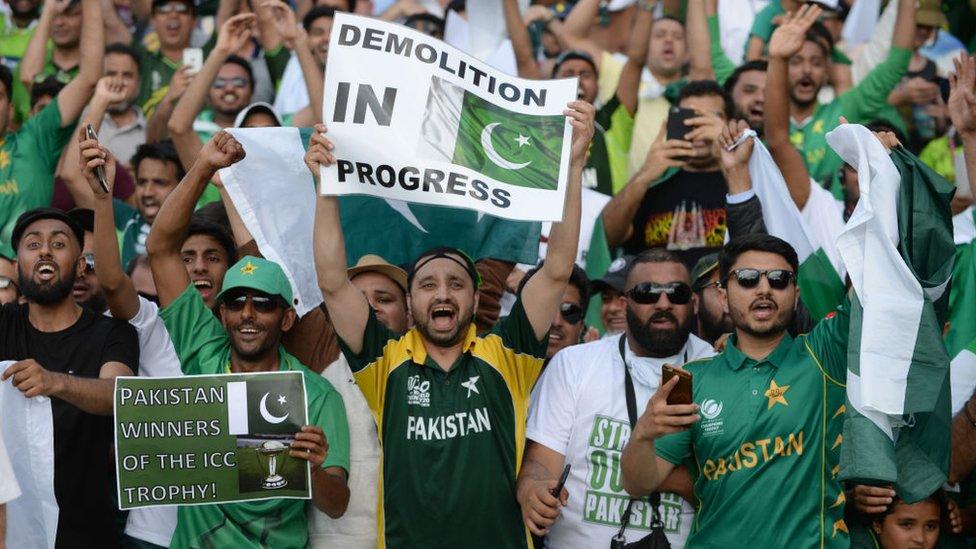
left=949, top=53, right=976, bottom=138
left=768, top=4, right=822, bottom=59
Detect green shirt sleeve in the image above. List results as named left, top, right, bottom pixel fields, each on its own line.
left=19, top=97, right=73, bottom=173
left=308, top=379, right=350, bottom=473
left=159, top=284, right=230, bottom=374
left=655, top=429, right=693, bottom=465
left=839, top=46, right=911, bottom=123
left=336, top=308, right=399, bottom=374
left=491, top=296, right=547, bottom=359
left=749, top=2, right=783, bottom=42
left=802, top=296, right=851, bottom=383
left=707, top=15, right=738, bottom=85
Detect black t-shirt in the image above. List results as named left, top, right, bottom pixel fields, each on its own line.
left=0, top=303, right=139, bottom=549
left=621, top=169, right=728, bottom=268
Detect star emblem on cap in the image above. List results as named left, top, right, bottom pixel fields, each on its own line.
left=764, top=379, right=790, bottom=409
left=240, top=261, right=258, bottom=276
left=0, top=150, right=9, bottom=169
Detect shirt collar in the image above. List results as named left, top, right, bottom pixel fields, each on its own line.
left=723, top=332, right=794, bottom=371
left=405, top=322, right=478, bottom=367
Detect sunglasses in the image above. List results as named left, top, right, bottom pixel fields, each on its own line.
left=222, top=293, right=282, bottom=313
left=626, top=281, right=692, bottom=305
left=725, top=269, right=796, bottom=290
left=0, top=276, right=16, bottom=290
left=213, top=77, right=249, bottom=89
left=83, top=252, right=95, bottom=274
left=154, top=2, right=190, bottom=14
left=559, top=302, right=583, bottom=324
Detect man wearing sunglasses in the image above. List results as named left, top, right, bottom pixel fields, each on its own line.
left=146, top=131, right=351, bottom=547
left=621, top=234, right=854, bottom=547
left=64, top=208, right=107, bottom=314
left=520, top=248, right=713, bottom=548
left=517, top=263, right=591, bottom=362
left=690, top=253, right=731, bottom=346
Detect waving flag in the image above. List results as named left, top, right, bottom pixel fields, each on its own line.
left=732, top=130, right=846, bottom=319
left=828, top=124, right=955, bottom=502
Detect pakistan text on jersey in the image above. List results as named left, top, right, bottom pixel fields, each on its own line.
left=118, top=386, right=226, bottom=407
left=406, top=408, right=492, bottom=441
left=336, top=24, right=548, bottom=108
left=701, top=430, right=804, bottom=481
left=337, top=160, right=512, bottom=208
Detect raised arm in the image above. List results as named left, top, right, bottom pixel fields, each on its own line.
left=949, top=54, right=976, bottom=202
left=307, top=125, right=370, bottom=354
left=146, top=131, right=245, bottom=308
left=17, top=0, right=59, bottom=89
left=554, top=0, right=604, bottom=64
left=264, top=1, right=323, bottom=124
left=686, top=0, right=715, bottom=81
left=504, top=0, right=541, bottom=80
left=520, top=101, right=593, bottom=340
left=59, top=77, right=128, bottom=209
left=54, top=0, right=104, bottom=127
left=77, top=129, right=142, bottom=320
left=765, top=5, right=821, bottom=209
left=602, top=124, right=692, bottom=246
left=145, top=66, right=195, bottom=143
left=617, top=1, right=653, bottom=115
left=168, top=13, right=256, bottom=168
left=100, top=0, right=133, bottom=45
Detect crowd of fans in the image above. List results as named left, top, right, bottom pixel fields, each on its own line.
left=0, top=0, right=975, bottom=547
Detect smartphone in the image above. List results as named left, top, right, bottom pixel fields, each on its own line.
left=662, top=364, right=693, bottom=406
left=182, top=47, right=204, bottom=74
left=666, top=106, right=697, bottom=141
left=85, top=124, right=110, bottom=194
left=550, top=464, right=571, bottom=498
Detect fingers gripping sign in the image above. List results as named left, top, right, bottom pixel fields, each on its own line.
left=289, top=425, right=329, bottom=469
left=304, top=123, right=337, bottom=182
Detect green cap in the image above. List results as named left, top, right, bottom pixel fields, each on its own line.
left=691, top=252, right=720, bottom=290
left=216, top=256, right=295, bottom=307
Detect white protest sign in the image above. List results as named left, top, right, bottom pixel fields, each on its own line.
left=321, top=13, right=578, bottom=222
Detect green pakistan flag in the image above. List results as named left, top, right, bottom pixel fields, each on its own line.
left=419, top=75, right=565, bottom=190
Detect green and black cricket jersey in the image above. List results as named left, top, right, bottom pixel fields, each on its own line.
left=657, top=304, right=851, bottom=548
left=338, top=298, right=546, bottom=549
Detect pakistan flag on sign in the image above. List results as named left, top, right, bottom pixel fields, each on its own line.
left=418, top=76, right=564, bottom=190
left=226, top=372, right=307, bottom=436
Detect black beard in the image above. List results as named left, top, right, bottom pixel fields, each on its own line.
left=18, top=268, right=75, bottom=306
left=415, top=313, right=472, bottom=348
left=790, top=88, right=819, bottom=108
left=626, top=307, right=693, bottom=358
left=731, top=302, right=795, bottom=339
left=697, top=307, right=729, bottom=345
left=79, top=293, right=107, bottom=314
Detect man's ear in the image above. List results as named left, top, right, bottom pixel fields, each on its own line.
left=280, top=307, right=297, bottom=332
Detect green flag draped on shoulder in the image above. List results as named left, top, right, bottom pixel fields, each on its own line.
left=219, top=127, right=540, bottom=316
left=828, top=124, right=955, bottom=502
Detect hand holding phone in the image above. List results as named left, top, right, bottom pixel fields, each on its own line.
left=182, top=47, right=204, bottom=74
left=661, top=364, right=693, bottom=406
left=85, top=124, right=110, bottom=194
left=666, top=106, right=697, bottom=141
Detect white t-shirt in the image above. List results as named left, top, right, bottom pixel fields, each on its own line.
left=526, top=334, right=716, bottom=549
left=116, top=297, right=181, bottom=547
left=308, top=354, right=380, bottom=549
left=0, top=427, right=21, bottom=505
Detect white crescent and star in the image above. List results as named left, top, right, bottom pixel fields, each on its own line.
left=481, top=123, right=531, bottom=171
left=259, top=392, right=289, bottom=424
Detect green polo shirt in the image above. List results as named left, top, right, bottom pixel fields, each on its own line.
left=656, top=303, right=851, bottom=547
left=11, top=47, right=77, bottom=123
left=160, top=284, right=350, bottom=549
left=790, top=47, right=911, bottom=185
left=0, top=98, right=73, bottom=258
left=338, top=298, right=546, bottom=549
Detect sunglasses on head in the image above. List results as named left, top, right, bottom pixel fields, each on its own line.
left=725, top=268, right=796, bottom=290
left=154, top=2, right=189, bottom=14
left=222, top=292, right=282, bottom=313
left=0, top=276, right=16, bottom=290
left=82, top=252, right=95, bottom=273
left=559, top=302, right=583, bottom=324
left=213, top=77, right=249, bottom=89
left=626, top=281, right=692, bottom=305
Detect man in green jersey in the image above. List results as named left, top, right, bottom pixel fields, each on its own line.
left=0, top=0, right=101, bottom=258
left=145, top=131, right=351, bottom=547
left=0, top=0, right=40, bottom=70
left=307, top=98, right=594, bottom=548
left=777, top=0, right=915, bottom=184
left=622, top=233, right=852, bottom=546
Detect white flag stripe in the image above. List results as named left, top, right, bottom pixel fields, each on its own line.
left=951, top=349, right=976, bottom=415
left=226, top=381, right=249, bottom=436
left=417, top=76, right=464, bottom=163
left=220, top=127, right=323, bottom=317
left=829, top=124, right=925, bottom=423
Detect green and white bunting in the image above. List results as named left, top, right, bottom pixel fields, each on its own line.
left=828, top=124, right=955, bottom=503
left=320, top=13, right=577, bottom=221
left=114, top=372, right=310, bottom=509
